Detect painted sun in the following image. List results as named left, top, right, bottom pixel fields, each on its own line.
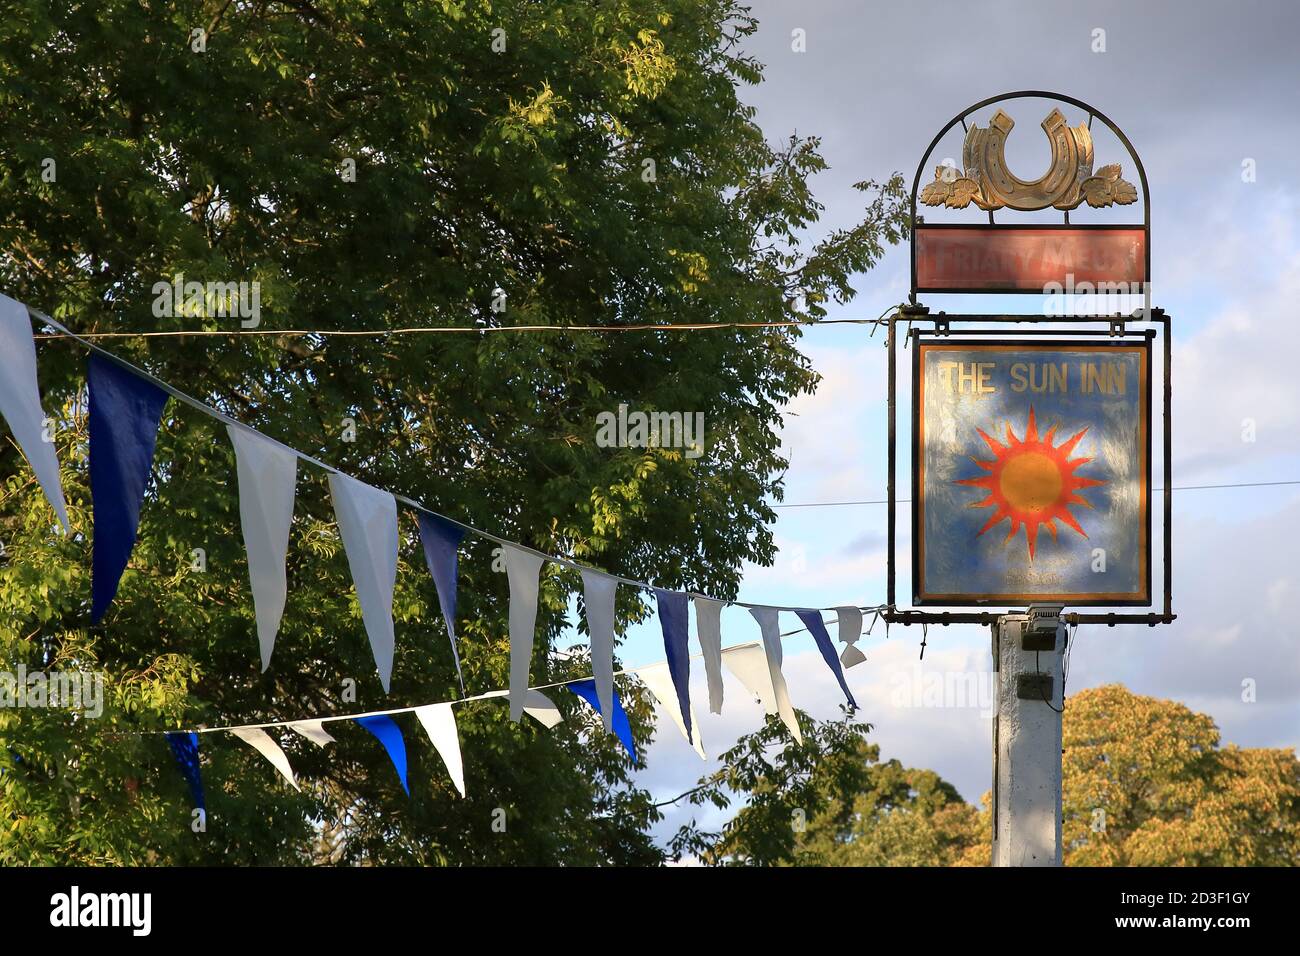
left=954, top=407, right=1106, bottom=560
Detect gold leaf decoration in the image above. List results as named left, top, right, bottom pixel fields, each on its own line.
left=920, top=166, right=982, bottom=209
left=1111, top=179, right=1138, bottom=205
left=920, top=178, right=952, bottom=206
left=1080, top=163, right=1138, bottom=208
left=949, top=178, right=981, bottom=208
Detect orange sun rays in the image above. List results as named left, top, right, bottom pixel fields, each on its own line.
left=954, top=406, right=1106, bottom=560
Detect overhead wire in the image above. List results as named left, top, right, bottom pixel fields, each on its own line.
left=32, top=316, right=892, bottom=339
left=771, top=480, right=1300, bottom=509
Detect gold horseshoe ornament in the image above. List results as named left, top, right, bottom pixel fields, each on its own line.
left=921, top=108, right=1137, bottom=211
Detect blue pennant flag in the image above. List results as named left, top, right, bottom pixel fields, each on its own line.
left=653, top=588, right=692, bottom=743
left=165, top=731, right=205, bottom=812
left=356, top=715, right=409, bottom=795
left=416, top=512, right=467, bottom=694
left=567, top=678, right=636, bottom=762
left=795, top=609, right=858, bottom=709
left=89, top=354, right=169, bottom=622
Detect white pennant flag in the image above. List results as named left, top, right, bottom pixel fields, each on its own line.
left=482, top=688, right=565, bottom=728
left=228, top=727, right=300, bottom=790
left=0, top=294, right=69, bottom=531
left=637, top=662, right=706, bottom=759
left=835, top=606, right=867, bottom=668
left=503, top=545, right=546, bottom=722
left=328, top=472, right=399, bottom=693
left=522, top=690, right=564, bottom=728
left=414, top=703, right=466, bottom=798
left=288, top=719, right=336, bottom=747
left=694, top=596, right=725, bottom=714
left=725, top=640, right=802, bottom=743
left=581, top=569, right=617, bottom=732
left=227, top=426, right=297, bottom=671
left=722, top=643, right=776, bottom=712
left=746, top=607, right=803, bottom=743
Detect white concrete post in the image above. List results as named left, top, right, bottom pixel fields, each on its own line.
left=991, top=612, right=1064, bottom=866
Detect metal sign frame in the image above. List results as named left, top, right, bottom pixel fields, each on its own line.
left=885, top=89, right=1173, bottom=628
left=912, top=335, right=1151, bottom=607
left=884, top=309, right=1174, bottom=628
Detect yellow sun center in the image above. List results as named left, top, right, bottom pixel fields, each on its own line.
left=953, top=407, right=1108, bottom=560
left=998, top=451, right=1063, bottom=512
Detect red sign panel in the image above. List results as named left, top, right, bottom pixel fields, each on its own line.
left=915, top=225, right=1146, bottom=292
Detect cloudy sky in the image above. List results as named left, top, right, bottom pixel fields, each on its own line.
left=601, top=0, right=1300, bottom=844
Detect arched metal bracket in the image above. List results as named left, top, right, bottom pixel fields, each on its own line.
left=909, top=91, right=1151, bottom=303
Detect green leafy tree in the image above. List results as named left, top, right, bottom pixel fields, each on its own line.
left=668, top=710, right=877, bottom=865
left=669, top=710, right=980, bottom=866
left=795, top=762, right=986, bottom=867
left=0, top=0, right=906, bottom=863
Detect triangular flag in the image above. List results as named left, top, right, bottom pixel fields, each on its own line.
left=567, top=679, right=636, bottom=762
left=636, top=662, right=705, bottom=759
left=228, top=727, right=300, bottom=791
left=480, top=688, right=565, bottom=728
left=580, top=569, right=617, bottom=732
left=328, top=472, right=399, bottom=693
left=835, top=606, right=863, bottom=644
left=503, top=545, right=545, bottom=722
left=0, top=294, right=69, bottom=531
left=694, top=596, right=725, bottom=714
left=89, top=354, right=169, bottom=623
left=653, top=588, right=692, bottom=743
left=414, top=703, right=466, bottom=798
left=165, top=731, right=205, bottom=812
left=836, top=606, right=867, bottom=668
left=227, top=426, right=297, bottom=671
left=796, top=609, right=858, bottom=709
left=416, top=512, right=467, bottom=695
left=288, top=719, right=335, bottom=747
left=748, top=607, right=802, bottom=744
left=722, top=643, right=777, bottom=712
left=355, top=714, right=409, bottom=795
left=521, top=690, right=565, bottom=729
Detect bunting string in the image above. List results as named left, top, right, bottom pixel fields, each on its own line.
left=20, top=301, right=879, bottom=615
left=4, top=290, right=888, bottom=807
left=117, top=605, right=880, bottom=738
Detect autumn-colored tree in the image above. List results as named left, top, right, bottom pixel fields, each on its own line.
left=691, top=685, right=1299, bottom=867
left=1064, top=684, right=1300, bottom=866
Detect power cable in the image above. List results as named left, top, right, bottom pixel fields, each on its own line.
left=32, top=317, right=891, bottom=340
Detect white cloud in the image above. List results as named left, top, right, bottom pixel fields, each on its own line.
left=1173, top=215, right=1300, bottom=479
left=777, top=343, right=886, bottom=504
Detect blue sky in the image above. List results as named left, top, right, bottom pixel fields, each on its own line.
left=588, top=0, right=1300, bottom=842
